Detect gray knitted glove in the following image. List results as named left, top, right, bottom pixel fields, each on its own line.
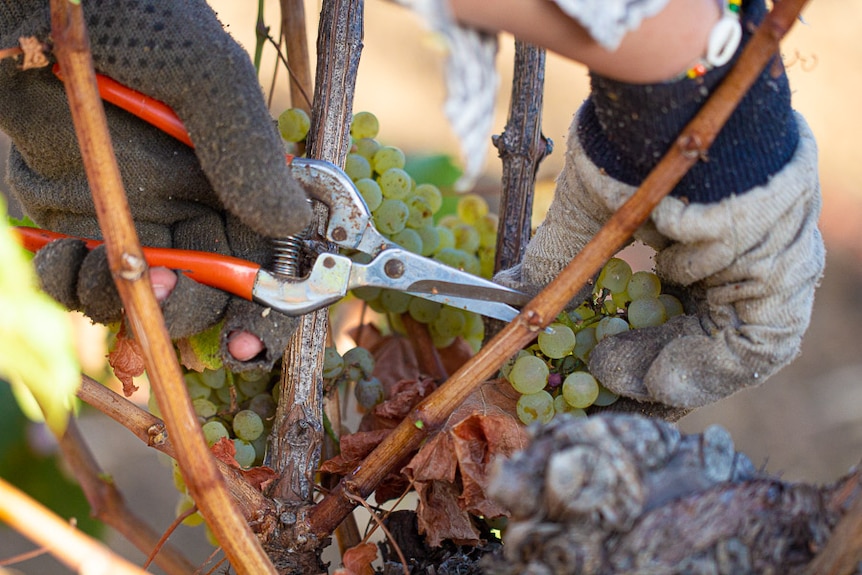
left=499, top=111, right=823, bottom=408
left=1, top=0, right=312, bottom=371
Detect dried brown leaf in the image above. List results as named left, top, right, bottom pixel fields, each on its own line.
left=107, top=326, right=145, bottom=396
left=210, top=437, right=277, bottom=491
left=334, top=542, right=378, bottom=575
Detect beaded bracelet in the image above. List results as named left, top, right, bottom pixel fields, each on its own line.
left=683, top=0, right=743, bottom=79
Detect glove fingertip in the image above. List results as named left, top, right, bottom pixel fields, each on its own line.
left=33, top=238, right=89, bottom=311
left=161, top=273, right=229, bottom=339
left=220, top=300, right=299, bottom=373
left=77, top=245, right=124, bottom=324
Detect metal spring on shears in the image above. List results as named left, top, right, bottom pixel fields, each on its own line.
left=271, top=233, right=306, bottom=277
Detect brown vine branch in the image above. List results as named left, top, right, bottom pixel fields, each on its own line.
left=48, top=3, right=275, bottom=572
left=0, top=478, right=149, bottom=575
left=805, top=468, right=862, bottom=574
left=279, top=0, right=314, bottom=112
left=58, top=418, right=196, bottom=575
left=307, top=0, right=812, bottom=537
left=76, top=375, right=277, bottom=527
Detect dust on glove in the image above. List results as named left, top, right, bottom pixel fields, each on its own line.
left=0, top=0, right=311, bottom=371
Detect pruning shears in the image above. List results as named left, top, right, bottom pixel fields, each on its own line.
left=14, top=68, right=529, bottom=322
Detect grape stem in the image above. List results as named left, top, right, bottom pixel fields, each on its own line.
left=306, top=0, right=812, bottom=539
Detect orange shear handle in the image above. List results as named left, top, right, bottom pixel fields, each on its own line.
left=14, top=227, right=260, bottom=302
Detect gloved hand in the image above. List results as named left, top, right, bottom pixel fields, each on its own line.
left=0, top=0, right=313, bottom=371
left=496, top=0, right=825, bottom=408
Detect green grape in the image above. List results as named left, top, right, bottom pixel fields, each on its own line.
left=202, top=420, right=230, bottom=446
left=352, top=137, right=381, bottom=160
left=147, top=391, right=162, bottom=418
left=453, top=223, right=480, bottom=254
left=595, top=316, right=630, bottom=342
left=612, top=290, right=632, bottom=310
left=277, top=108, right=310, bottom=142
left=353, top=286, right=381, bottom=302
left=416, top=225, right=441, bottom=257
left=464, top=311, right=484, bottom=339
left=428, top=324, right=457, bottom=349
left=355, top=178, right=383, bottom=212
left=659, top=294, right=685, bottom=318
left=248, top=393, right=277, bottom=422
left=573, top=326, right=598, bottom=362
left=350, top=111, right=380, bottom=139
left=435, top=247, right=480, bottom=276
left=456, top=193, right=489, bottom=225
left=214, top=382, right=233, bottom=406
left=628, top=297, right=667, bottom=329
left=408, top=297, right=442, bottom=324
left=323, top=347, right=344, bottom=379
left=537, top=323, right=576, bottom=359
left=593, top=384, right=620, bottom=407
left=233, top=439, right=257, bottom=468
left=237, top=373, right=270, bottom=399
left=553, top=394, right=587, bottom=419
left=478, top=246, right=496, bottom=279
left=405, top=195, right=434, bottom=229
left=192, top=398, right=218, bottom=419
left=171, top=460, right=186, bottom=493
left=476, top=213, right=499, bottom=249
left=251, top=434, right=268, bottom=466
left=500, top=350, right=531, bottom=379
left=378, top=168, right=412, bottom=200
left=175, top=494, right=205, bottom=526
left=516, top=390, right=555, bottom=425
left=391, top=228, right=423, bottom=254
left=343, top=346, right=375, bottom=379
left=345, top=153, right=372, bottom=181
left=184, top=373, right=212, bottom=400
left=374, top=198, right=409, bottom=235
left=354, top=376, right=385, bottom=410
left=602, top=298, right=618, bottom=315
left=413, top=183, right=443, bottom=214
left=372, top=146, right=406, bottom=173
left=380, top=289, right=412, bottom=314
left=434, top=226, right=455, bottom=252
left=200, top=367, right=226, bottom=389
left=438, top=214, right=460, bottom=229
left=233, top=409, right=264, bottom=441
left=562, top=372, right=600, bottom=408
left=366, top=295, right=387, bottom=314
left=627, top=270, right=662, bottom=300
left=597, top=257, right=633, bottom=294
left=507, top=354, right=549, bottom=394
left=432, top=306, right=467, bottom=339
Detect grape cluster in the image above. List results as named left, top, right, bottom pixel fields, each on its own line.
left=149, top=366, right=279, bottom=530
left=279, top=108, right=497, bottom=351
left=322, top=345, right=381, bottom=410
left=502, top=258, right=684, bottom=425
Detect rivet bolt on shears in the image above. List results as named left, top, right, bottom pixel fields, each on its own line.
left=14, top=68, right=529, bottom=323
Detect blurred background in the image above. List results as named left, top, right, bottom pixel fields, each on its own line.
left=2, top=1, right=861, bottom=573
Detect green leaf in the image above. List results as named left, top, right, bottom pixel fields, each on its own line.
left=186, top=321, right=224, bottom=371
left=0, top=196, right=80, bottom=435
left=404, top=153, right=463, bottom=188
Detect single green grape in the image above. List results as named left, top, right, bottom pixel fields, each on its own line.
left=435, top=247, right=480, bottom=276
left=516, top=390, right=555, bottom=425
left=573, top=326, right=598, bottom=362
left=405, top=195, right=434, bottom=229
left=592, top=384, right=620, bottom=407
left=453, top=223, right=481, bottom=254
left=323, top=347, right=344, bottom=379
left=350, top=111, right=380, bottom=139
left=233, top=409, right=264, bottom=442
left=352, top=137, right=381, bottom=160
left=277, top=108, right=310, bottom=142
left=553, top=394, right=588, bottom=419
left=434, top=226, right=455, bottom=253
left=374, top=198, right=409, bottom=235
left=391, top=228, right=423, bottom=254
left=628, top=297, right=667, bottom=329
left=354, top=376, right=385, bottom=410
left=372, top=146, right=406, bottom=173
left=659, top=293, right=685, bottom=317
left=202, top=420, right=230, bottom=446
left=175, top=494, right=205, bottom=526
left=355, top=178, right=383, bottom=212
left=378, top=167, right=412, bottom=200
left=432, top=306, right=467, bottom=339
left=537, top=323, right=576, bottom=359
left=380, top=289, right=412, bottom=314
left=343, top=347, right=375, bottom=379
left=413, top=183, right=443, bottom=214
left=237, top=374, right=270, bottom=399
left=476, top=213, right=499, bottom=249
left=595, top=316, right=630, bottom=342
left=597, top=257, right=633, bottom=294
left=627, top=270, right=662, bottom=300
left=562, top=372, right=600, bottom=409
left=248, top=393, right=277, bottom=421
left=507, top=354, right=549, bottom=395
left=408, top=297, right=442, bottom=324
left=233, top=439, right=257, bottom=468
left=345, top=153, right=372, bottom=181
left=192, top=398, right=218, bottom=419
left=184, top=372, right=212, bottom=400
left=416, top=225, right=441, bottom=256
left=456, top=193, right=489, bottom=225
left=200, top=367, right=226, bottom=389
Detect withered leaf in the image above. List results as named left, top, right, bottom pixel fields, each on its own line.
left=107, top=326, right=145, bottom=396
left=334, top=542, right=378, bottom=575
left=210, top=437, right=277, bottom=491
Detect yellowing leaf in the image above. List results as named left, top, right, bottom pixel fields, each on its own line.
left=0, top=198, right=80, bottom=434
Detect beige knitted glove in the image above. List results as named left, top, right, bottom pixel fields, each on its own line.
left=498, top=111, right=824, bottom=409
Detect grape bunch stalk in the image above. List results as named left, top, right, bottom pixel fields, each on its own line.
left=502, top=257, right=685, bottom=425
